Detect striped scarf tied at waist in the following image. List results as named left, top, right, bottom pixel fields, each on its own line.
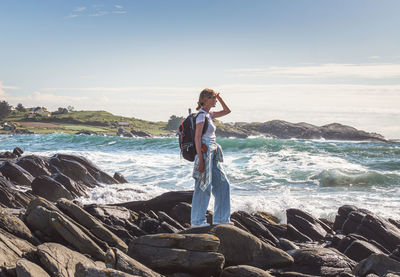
left=192, top=142, right=224, bottom=192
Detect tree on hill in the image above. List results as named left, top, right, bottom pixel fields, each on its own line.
left=166, top=115, right=185, bottom=131
left=16, top=103, right=26, bottom=112
left=0, top=101, right=12, bottom=120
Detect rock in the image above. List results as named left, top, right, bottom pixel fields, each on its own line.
left=0, top=207, right=39, bottom=245
left=287, top=224, right=313, bottom=242
left=231, top=211, right=279, bottom=245
left=106, top=248, right=162, bottom=277
left=114, top=172, right=129, bottom=183
left=37, top=242, right=100, bottom=277
left=16, top=258, right=50, bottom=277
left=13, top=147, right=23, bottom=157
left=287, top=209, right=327, bottom=241
left=25, top=197, right=108, bottom=259
left=130, top=129, right=151, bottom=137
left=131, top=233, right=220, bottom=252
left=49, top=157, right=100, bottom=188
left=180, top=224, right=294, bottom=269
left=357, top=213, right=400, bottom=252
left=31, top=175, right=73, bottom=202
left=343, top=239, right=383, bottom=262
left=157, top=221, right=179, bottom=233
left=0, top=161, right=34, bottom=186
left=75, top=262, right=140, bottom=277
left=342, top=210, right=370, bottom=235
left=49, top=210, right=107, bottom=261
left=170, top=202, right=192, bottom=226
left=157, top=211, right=185, bottom=231
left=284, top=248, right=356, bottom=277
left=141, top=217, right=161, bottom=234
left=333, top=205, right=358, bottom=231
left=118, top=128, right=134, bottom=137
left=128, top=243, right=224, bottom=276
left=57, top=198, right=128, bottom=252
left=53, top=172, right=88, bottom=198
left=354, top=254, right=400, bottom=276
left=0, top=151, right=17, bottom=160
left=221, top=265, right=273, bottom=277
left=0, top=228, right=37, bottom=269
left=116, top=191, right=193, bottom=214
left=53, top=154, right=118, bottom=184
left=0, top=175, right=34, bottom=208
left=279, top=238, right=299, bottom=251
left=84, top=204, right=146, bottom=239
left=16, top=155, right=52, bottom=177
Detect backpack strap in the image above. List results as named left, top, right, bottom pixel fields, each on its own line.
left=195, top=110, right=209, bottom=135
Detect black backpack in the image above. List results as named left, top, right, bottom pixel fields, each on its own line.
left=178, top=111, right=209, bottom=162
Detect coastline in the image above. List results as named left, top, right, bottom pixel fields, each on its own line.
left=0, top=147, right=400, bottom=276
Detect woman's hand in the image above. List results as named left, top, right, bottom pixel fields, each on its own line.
left=198, top=159, right=205, bottom=173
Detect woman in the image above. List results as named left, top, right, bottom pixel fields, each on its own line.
left=191, top=88, right=232, bottom=228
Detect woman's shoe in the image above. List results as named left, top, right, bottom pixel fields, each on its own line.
left=213, top=221, right=234, bottom=226
left=190, top=223, right=210, bottom=228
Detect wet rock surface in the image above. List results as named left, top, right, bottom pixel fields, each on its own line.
left=1, top=147, right=399, bottom=276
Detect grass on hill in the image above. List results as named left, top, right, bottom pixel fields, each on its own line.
left=1, top=110, right=171, bottom=136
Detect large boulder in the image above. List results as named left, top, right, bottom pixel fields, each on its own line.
left=49, top=157, right=100, bottom=188
left=37, top=242, right=101, bottom=277
left=75, top=263, right=140, bottom=277
left=231, top=211, right=279, bottom=245
left=181, top=225, right=294, bottom=269
left=106, top=248, right=162, bottom=277
left=53, top=173, right=88, bottom=198
left=25, top=197, right=107, bottom=260
left=49, top=211, right=107, bottom=261
left=16, top=258, right=51, bottom=277
left=284, top=248, right=356, bottom=277
left=57, top=198, right=128, bottom=252
left=286, top=209, right=328, bottom=241
left=0, top=161, right=34, bottom=186
left=0, top=228, right=37, bottom=270
left=53, top=154, right=118, bottom=184
left=354, top=254, right=400, bottom=276
left=116, top=191, right=193, bottom=214
left=357, top=213, right=400, bottom=252
left=0, top=175, right=34, bottom=208
left=0, top=207, right=39, bottom=245
left=31, top=175, right=73, bottom=202
left=16, top=155, right=52, bottom=177
left=128, top=233, right=224, bottom=276
left=221, top=265, right=273, bottom=277
left=343, top=239, right=384, bottom=262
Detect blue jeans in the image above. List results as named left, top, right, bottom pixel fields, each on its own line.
left=191, top=151, right=231, bottom=225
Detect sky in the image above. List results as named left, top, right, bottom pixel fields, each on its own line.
left=1, top=0, right=400, bottom=138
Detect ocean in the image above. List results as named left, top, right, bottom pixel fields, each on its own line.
left=1, top=133, right=399, bottom=223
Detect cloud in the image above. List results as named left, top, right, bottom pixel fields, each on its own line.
left=226, top=63, right=400, bottom=79
left=73, top=7, right=86, bottom=12
left=368, top=56, right=381, bottom=59
left=67, top=4, right=126, bottom=18
left=0, top=81, right=19, bottom=98
left=89, top=11, right=109, bottom=17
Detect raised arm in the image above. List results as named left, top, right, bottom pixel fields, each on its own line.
left=212, top=93, right=231, bottom=119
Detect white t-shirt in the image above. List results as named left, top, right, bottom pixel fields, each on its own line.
left=196, top=109, right=216, bottom=142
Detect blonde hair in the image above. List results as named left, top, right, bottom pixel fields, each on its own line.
left=196, top=88, right=216, bottom=111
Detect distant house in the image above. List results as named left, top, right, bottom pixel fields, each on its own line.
left=29, top=107, right=51, bottom=117
left=118, top=121, right=130, bottom=127
left=2, top=122, right=16, bottom=131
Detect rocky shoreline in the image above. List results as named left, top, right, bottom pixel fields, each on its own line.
left=0, top=147, right=399, bottom=276
left=2, top=119, right=389, bottom=142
